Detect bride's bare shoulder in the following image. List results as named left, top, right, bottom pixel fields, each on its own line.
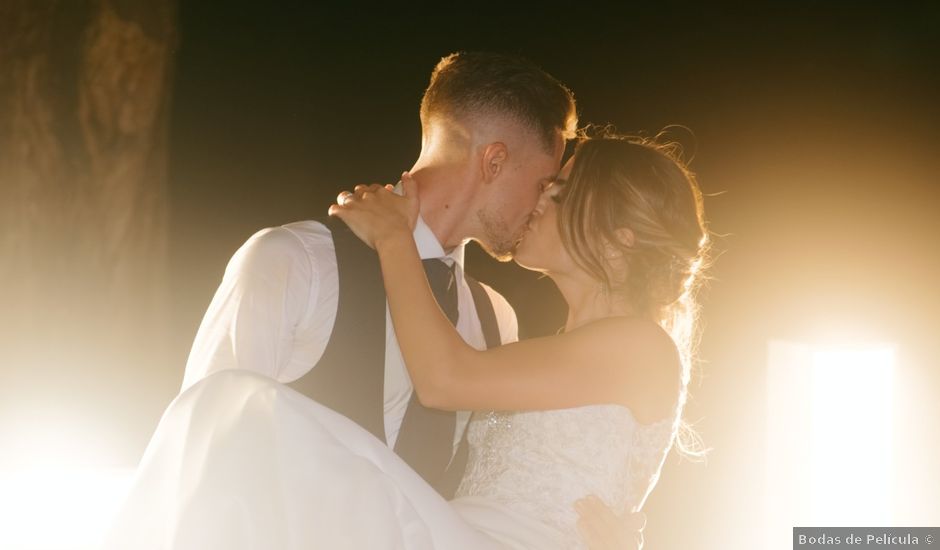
left=573, top=316, right=682, bottom=419
left=577, top=316, right=677, bottom=356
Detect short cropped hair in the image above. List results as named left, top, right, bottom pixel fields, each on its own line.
left=420, top=52, right=578, bottom=152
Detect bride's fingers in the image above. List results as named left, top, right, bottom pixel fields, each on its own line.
left=401, top=172, right=418, bottom=198
left=332, top=182, right=404, bottom=218
left=355, top=183, right=390, bottom=202
left=369, top=183, right=388, bottom=199
left=336, top=190, right=353, bottom=206
left=354, top=184, right=382, bottom=196
left=576, top=497, right=633, bottom=550
left=330, top=203, right=363, bottom=223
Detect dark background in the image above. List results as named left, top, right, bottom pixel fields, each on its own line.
left=7, top=3, right=935, bottom=549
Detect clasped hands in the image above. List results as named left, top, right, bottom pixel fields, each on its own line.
left=328, top=172, right=419, bottom=252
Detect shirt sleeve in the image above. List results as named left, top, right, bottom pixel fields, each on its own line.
left=181, top=227, right=315, bottom=390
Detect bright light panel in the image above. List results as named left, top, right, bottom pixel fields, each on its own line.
left=809, top=347, right=894, bottom=524
left=765, top=341, right=895, bottom=548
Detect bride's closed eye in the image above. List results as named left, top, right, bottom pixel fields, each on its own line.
left=549, top=179, right=569, bottom=204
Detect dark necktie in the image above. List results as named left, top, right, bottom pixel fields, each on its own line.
left=393, top=258, right=459, bottom=488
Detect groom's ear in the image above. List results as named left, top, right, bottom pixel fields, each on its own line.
left=481, top=142, right=508, bottom=183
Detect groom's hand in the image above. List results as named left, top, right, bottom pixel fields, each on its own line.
left=575, top=496, right=646, bottom=550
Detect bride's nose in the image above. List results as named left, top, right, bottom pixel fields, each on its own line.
left=532, top=183, right=555, bottom=217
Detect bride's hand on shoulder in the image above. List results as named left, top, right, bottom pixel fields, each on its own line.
left=329, top=171, right=420, bottom=250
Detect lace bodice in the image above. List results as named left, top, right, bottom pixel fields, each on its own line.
left=454, top=405, right=678, bottom=549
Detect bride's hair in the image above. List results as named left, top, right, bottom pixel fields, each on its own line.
left=559, top=129, right=711, bottom=458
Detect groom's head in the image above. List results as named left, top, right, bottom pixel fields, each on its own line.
left=414, top=52, right=577, bottom=260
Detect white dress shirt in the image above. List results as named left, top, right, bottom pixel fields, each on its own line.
left=181, top=216, right=519, bottom=449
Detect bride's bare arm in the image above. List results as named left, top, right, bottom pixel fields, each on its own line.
left=330, top=178, right=679, bottom=416
left=382, top=239, right=675, bottom=412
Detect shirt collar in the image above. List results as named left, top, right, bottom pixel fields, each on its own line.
left=413, top=214, right=465, bottom=268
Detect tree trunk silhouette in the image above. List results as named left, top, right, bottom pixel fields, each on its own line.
left=0, top=0, right=177, bottom=409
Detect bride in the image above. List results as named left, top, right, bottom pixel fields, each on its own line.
left=103, top=133, right=709, bottom=550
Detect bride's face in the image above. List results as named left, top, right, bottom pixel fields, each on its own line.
left=513, top=157, right=575, bottom=272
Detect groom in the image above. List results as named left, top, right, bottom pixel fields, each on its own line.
left=181, top=52, right=642, bottom=548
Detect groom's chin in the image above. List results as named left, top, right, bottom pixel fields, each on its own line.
left=492, top=251, right=516, bottom=263
left=474, top=238, right=517, bottom=263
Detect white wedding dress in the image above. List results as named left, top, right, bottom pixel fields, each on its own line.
left=103, top=369, right=678, bottom=550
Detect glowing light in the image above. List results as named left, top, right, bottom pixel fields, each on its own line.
left=764, top=341, right=895, bottom=549
left=809, top=347, right=894, bottom=524
left=0, top=468, right=135, bottom=550
left=0, top=405, right=139, bottom=549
